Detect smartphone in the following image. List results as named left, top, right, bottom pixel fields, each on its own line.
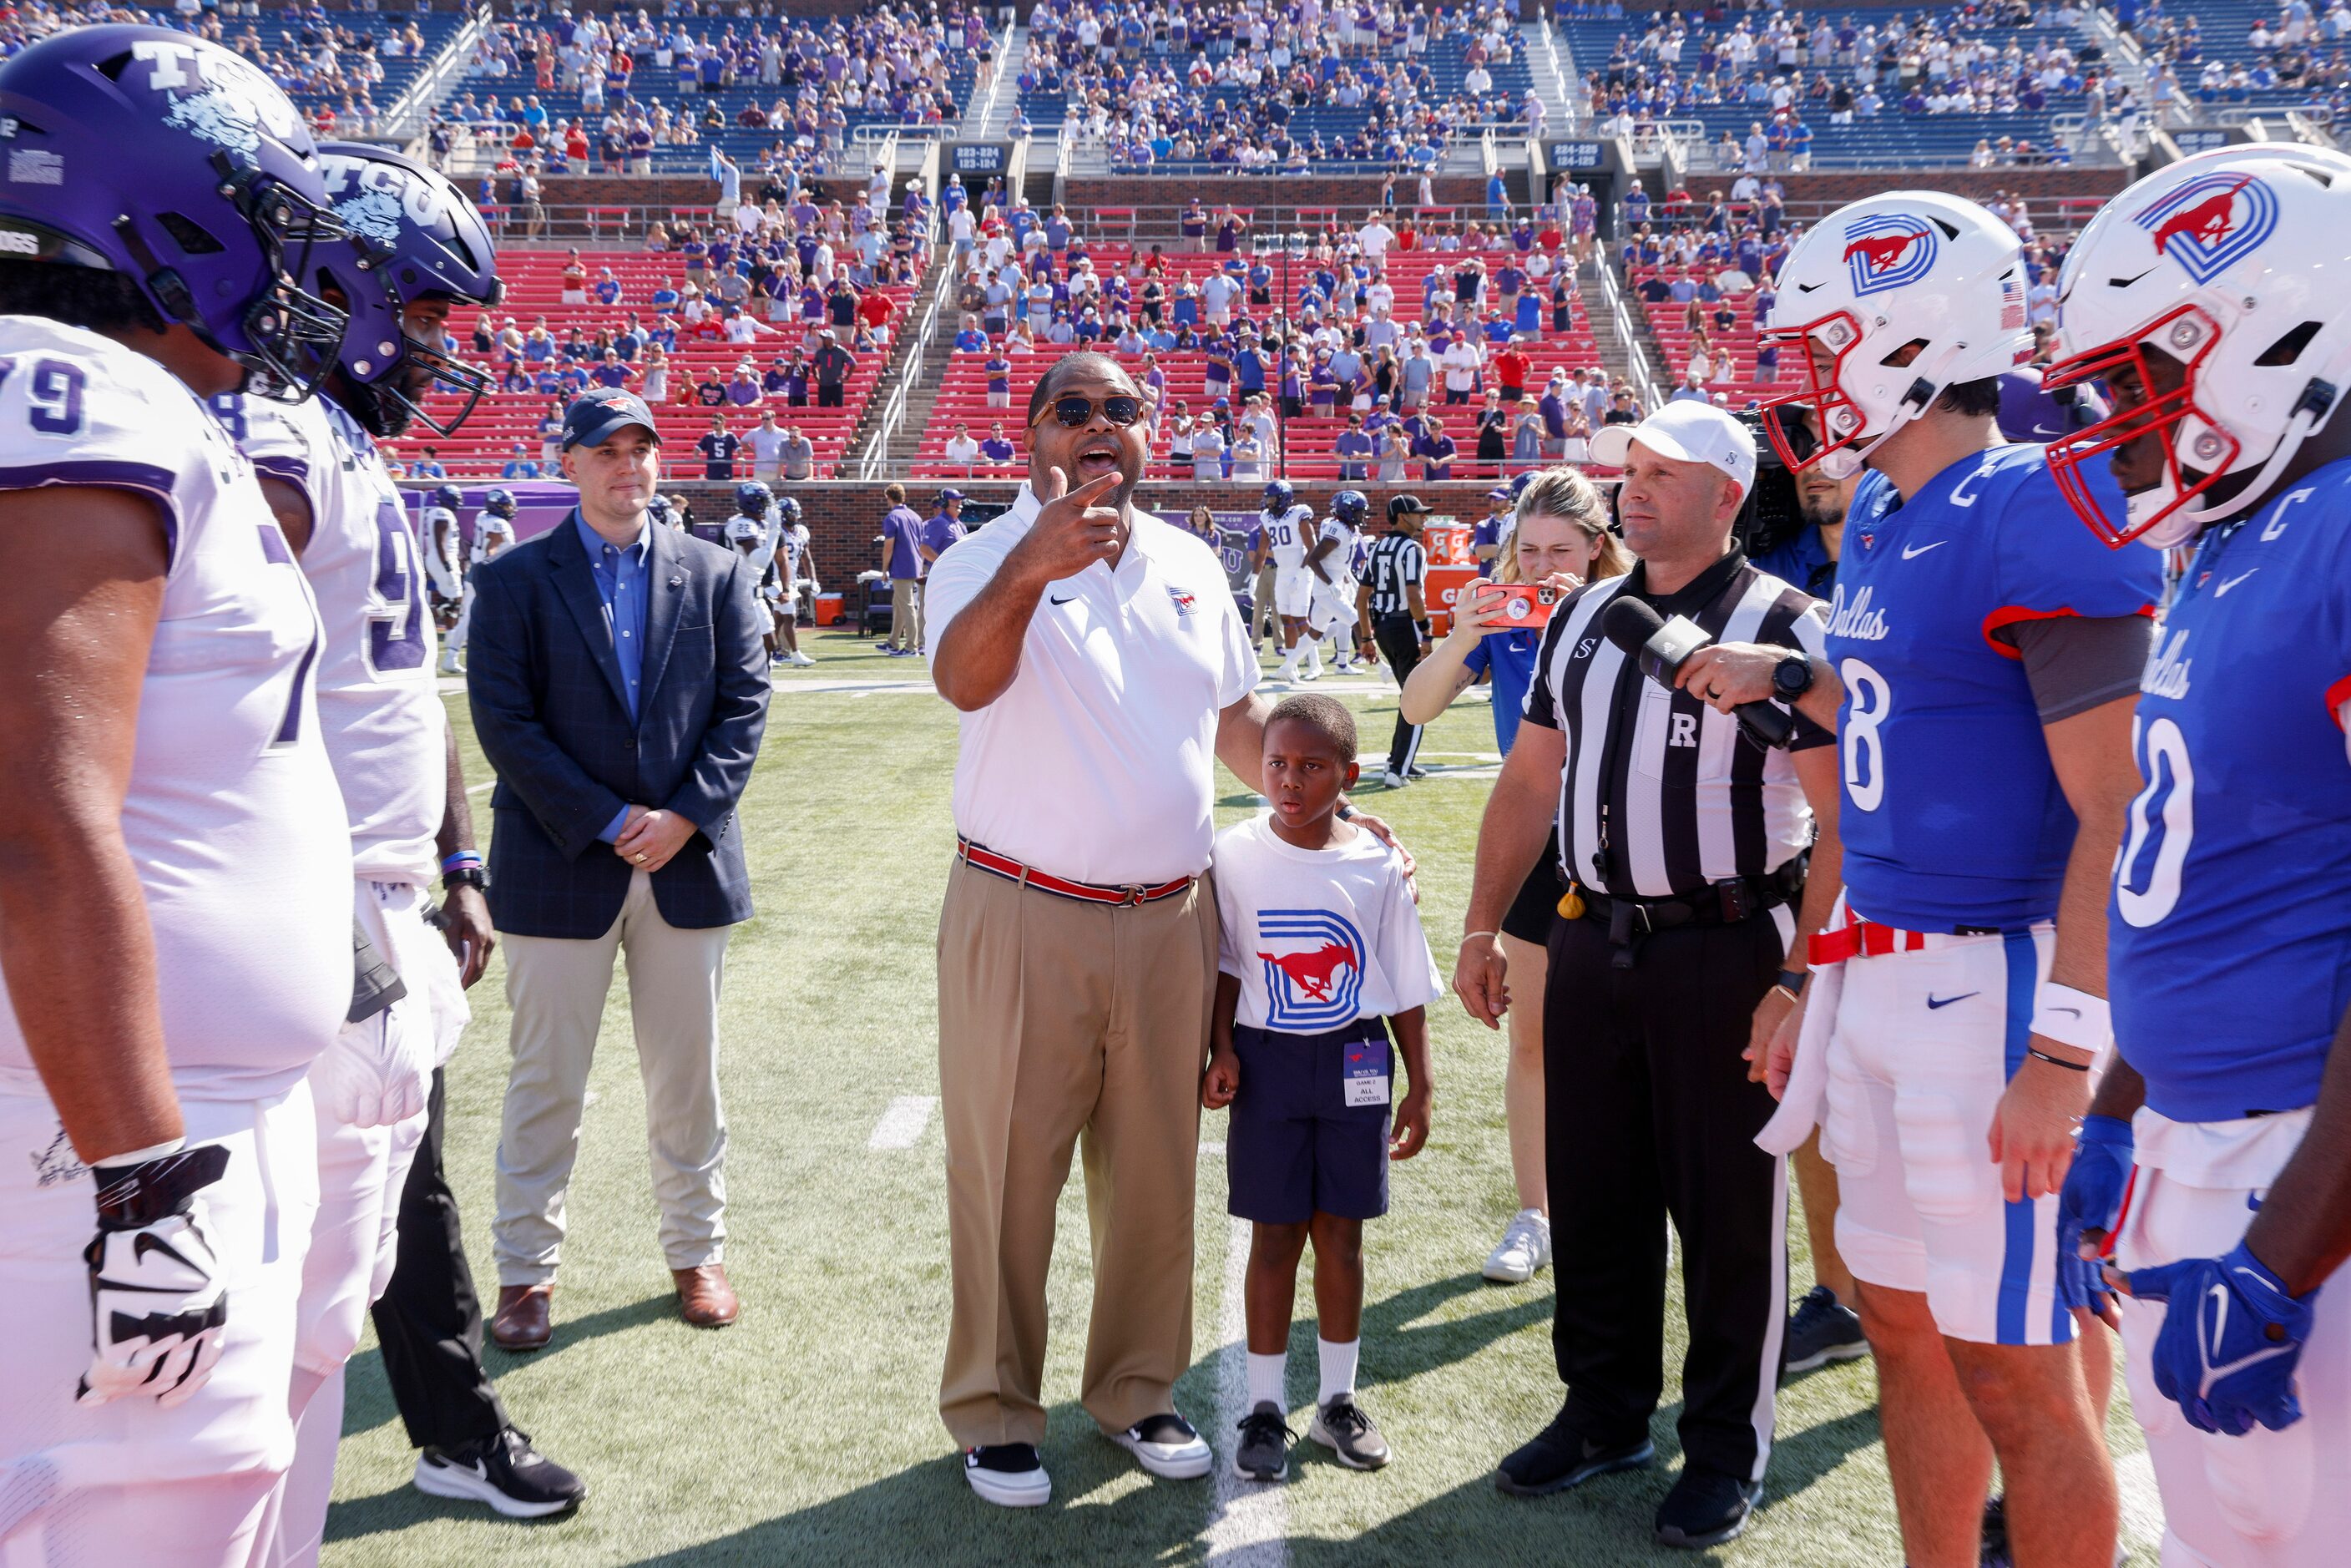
left=1465, top=577, right=1561, bottom=630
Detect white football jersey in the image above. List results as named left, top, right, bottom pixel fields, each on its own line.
left=0, top=319, right=348, bottom=1097
left=420, top=504, right=463, bottom=597
left=225, top=392, right=447, bottom=884
left=471, top=508, right=516, bottom=564
left=726, top=512, right=776, bottom=574
left=1316, top=515, right=1361, bottom=582
left=1261, top=502, right=1315, bottom=569
left=773, top=518, right=809, bottom=583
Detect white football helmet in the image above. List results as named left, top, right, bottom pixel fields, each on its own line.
left=1759, top=191, right=2033, bottom=478
left=2046, top=144, right=2351, bottom=549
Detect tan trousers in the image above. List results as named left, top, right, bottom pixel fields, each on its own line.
left=1251, top=563, right=1278, bottom=645
left=936, top=857, right=1218, bottom=1447
left=492, top=868, right=732, bottom=1286
left=888, top=578, right=923, bottom=650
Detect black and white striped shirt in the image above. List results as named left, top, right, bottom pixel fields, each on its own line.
left=1363, top=532, right=1428, bottom=618
left=1521, top=551, right=1830, bottom=899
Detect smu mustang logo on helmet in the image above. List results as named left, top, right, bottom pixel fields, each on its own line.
left=1841, top=215, right=1939, bottom=296
left=1256, top=909, right=1366, bottom=1030
left=2135, top=173, right=2278, bottom=286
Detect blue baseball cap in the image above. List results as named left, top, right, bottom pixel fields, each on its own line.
left=562, top=387, right=661, bottom=449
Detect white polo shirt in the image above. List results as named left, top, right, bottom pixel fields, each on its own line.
left=925, top=483, right=1257, bottom=884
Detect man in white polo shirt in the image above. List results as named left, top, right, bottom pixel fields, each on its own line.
left=745, top=409, right=791, bottom=483
left=926, top=351, right=1403, bottom=1510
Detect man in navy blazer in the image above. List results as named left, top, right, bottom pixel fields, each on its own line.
left=468, top=388, right=770, bottom=1346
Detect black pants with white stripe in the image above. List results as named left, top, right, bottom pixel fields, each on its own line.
left=1541, top=912, right=1789, bottom=1482
left=372, top=1068, right=511, bottom=1451
left=1371, top=614, right=1427, bottom=776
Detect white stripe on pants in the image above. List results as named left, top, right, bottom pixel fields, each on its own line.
left=492, top=868, right=732, bottom=1285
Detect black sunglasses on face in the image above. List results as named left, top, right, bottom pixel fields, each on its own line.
left=1034, top=394, right=1144, bottom=429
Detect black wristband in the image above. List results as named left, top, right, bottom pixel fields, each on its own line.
left=92, top=1143, right=230, bottom=1232
left=442, top=865, right=489, bottom=894
left=1336, top=802, right=1358, bottom=822
left=2027, top=1046, right=2091, bottom=1072
left=1775, top=967, right=1808, bottom=997
left=1414, top=618, right=1431, bottom=636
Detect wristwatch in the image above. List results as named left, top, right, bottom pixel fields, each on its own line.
left=1772, top=652, right=1815, bottom=702
left=442, top=866, right=490, bottom=895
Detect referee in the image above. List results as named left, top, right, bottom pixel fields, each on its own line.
left=1454, top=404, right=1845, bottom=1550
left=1358, top=493, right=1433, bottom=789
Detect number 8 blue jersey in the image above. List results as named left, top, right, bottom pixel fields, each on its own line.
left=1824, top=445, right=2160, bottom=931
left=2110, top=460, right=2351, bottom=1123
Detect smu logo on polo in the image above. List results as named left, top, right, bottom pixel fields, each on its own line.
left=2134, top=173, right=2278, bottom=286
left=1840, top=215, right=1939, bottom=296
left=1256, top=909, right=1367, bottom=1031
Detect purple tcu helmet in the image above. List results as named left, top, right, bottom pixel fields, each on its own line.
left=0, top=25, right=349, bottom=400
left=313, top=141, right=503, bottom=438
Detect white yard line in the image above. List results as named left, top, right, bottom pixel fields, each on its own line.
left=1205, top=1213, right=1289, bottom=1567
left=866, top=1095, right=938, bottom=1151
left=1200, top=1141, right=1226, bottom=1156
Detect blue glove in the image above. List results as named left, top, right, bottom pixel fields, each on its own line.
left=2055, top=1113, right=2133, bottom=1315
left=2125, top=1242, right=2318, bottom=1436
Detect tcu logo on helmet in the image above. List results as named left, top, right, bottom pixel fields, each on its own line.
left=2133, top=173, right=2279, bottom=286
left=133, top=38, right=300, bottom=149
left=321, top=157, right=450, bottom=241
left=1840, top=215, right=1939, bottom=295
left=1255, top=909, right=1366, bottom=1030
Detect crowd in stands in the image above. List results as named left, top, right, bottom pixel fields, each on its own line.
left=2123, top=0, right=2351, bottom=125
left=929, top=184, right=1641, bottom=482
left=1583, top=2, right=2116, bottom=167
left=1015, top=0, right=1540, bottom=169
left=427, top=0, right=992, bottom=183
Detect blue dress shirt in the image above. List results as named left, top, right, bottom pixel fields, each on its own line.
left=576, top=510, right=653, bottom=842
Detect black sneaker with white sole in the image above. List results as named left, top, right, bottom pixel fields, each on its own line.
left=1654, top=1466, right=1762, bottom=1549
left=1309, top=1396, right=1392, bottom=1470
left=1495, top=1407, right=1655, bottom=1497
left=963, top=1443, right=1052, bottom=1508
left=1112, top=1412, right=1213, bottom=1479
left=412, top=1427, right=585, bottom=1519
left=1782, top=1283, right=1870, bottom=1376
left=1233, top=1402, right=1293, bottom=1482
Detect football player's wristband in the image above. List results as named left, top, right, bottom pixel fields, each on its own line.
left=2028, top=1047, right=2090, bottom=1072
left=95, top=1136, right=185, bottom=1168
left=2032, top=982, right=2111, bottom=1053
left=1775, top=968, right=1808, bottom=997
left=440, top=849, right=484, bottom=874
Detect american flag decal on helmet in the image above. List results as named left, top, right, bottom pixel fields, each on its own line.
left=2000, top=277, right=2026, bottom=331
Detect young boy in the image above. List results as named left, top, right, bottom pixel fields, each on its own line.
left=1204, top=695, right=1441, bottom=1482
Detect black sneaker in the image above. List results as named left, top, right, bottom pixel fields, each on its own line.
left=1406, top=765, right=1428, bottom=780
left=1783, top=1283, right=1869, bottom=1377
left=1233, top=1402, right=1293, bottom=1482
left=1309, top=1395, right=1392, bottom=1470
left=1655, top=1466, right=1762, bottom=1549
left=412, top=1426, right=585, bottom=1519
left=963, top=1442, right=1051, bottom=1508
left=1494, top=1406, right=1655, bottom=1497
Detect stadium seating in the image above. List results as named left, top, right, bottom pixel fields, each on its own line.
left=2122, top=0, right=2347, bottom=124
left=914, top=246, right=1604, bottom=482
left=158, top=4, right=468, bottom=136
left=380, top=249, right=921, bottom=482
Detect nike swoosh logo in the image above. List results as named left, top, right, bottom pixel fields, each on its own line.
left=1925, top=992, right=1979, bottom=1009
left=2049, top=1005, right=2081, bottom=1017
left=1050, top=594, right=1076, bottom=605
left=1900, top=541, right=1947, bottom=559
left=2216, top=570, right=2257, bottom=596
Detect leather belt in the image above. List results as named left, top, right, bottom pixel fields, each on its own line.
left=956, top=838, right=1196, bottom=908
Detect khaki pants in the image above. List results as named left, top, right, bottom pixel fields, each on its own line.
left=1251, top=563, right=1278, bottom=645
left=492, top=868, right=732, bottom=1285
left=888, top=578, right=923, bottom=650
left=936, top=857, right=1218, bottom=1446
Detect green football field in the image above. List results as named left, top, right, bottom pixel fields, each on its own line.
left=321, top=633, right=2161, bottom=1565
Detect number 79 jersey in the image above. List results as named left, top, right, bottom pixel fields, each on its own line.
left=0, top=317, right=348, bottom=1094
left=218, top=390, right=447, bottom=885
left=2109, top=462, right=2351, bottom=1124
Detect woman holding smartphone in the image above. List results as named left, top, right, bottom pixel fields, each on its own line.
left=1399, top=468, right=1628, bottom=1284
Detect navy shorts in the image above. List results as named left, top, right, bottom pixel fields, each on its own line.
left=1226, top=1023, right=1392, bottom=1225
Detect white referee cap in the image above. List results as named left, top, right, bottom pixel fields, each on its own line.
left=1590, top=402, right=1757, bottom=498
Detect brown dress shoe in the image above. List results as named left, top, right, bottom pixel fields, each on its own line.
left=491, top=1284, right=554, bottom=1351
left=673, top=1265, right=739, bottom=1328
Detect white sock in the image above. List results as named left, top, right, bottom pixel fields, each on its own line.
left=1247, top=1351, right=1287, bottom=1411
left=1317, top=1337, right=1359, bottom=1407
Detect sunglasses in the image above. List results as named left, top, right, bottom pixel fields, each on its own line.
left=1033, top=394, right=1144, bottom=429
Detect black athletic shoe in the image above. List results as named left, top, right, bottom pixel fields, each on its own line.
left=1783, top=1283, right=1869, bottom=1377
left=1405, top=765, right=1428, bottom=780
left=412, top=1426, right=585, bottom=1519
left=1233, top=1402, right=1294, bottom=1482
left=1654, top=1466, right=1762, bottom=1549
left=963, top=1442, right=1051, bottom=1507
left=1494, top=1407, right=1655, bottom=1497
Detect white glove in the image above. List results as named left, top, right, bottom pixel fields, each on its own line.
left=79, top=1145, right=232, bottom=1409
left=312, top=1000, right=430, bottom=1129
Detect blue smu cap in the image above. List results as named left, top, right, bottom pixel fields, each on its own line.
left=562, top=387, right=661, bottom=449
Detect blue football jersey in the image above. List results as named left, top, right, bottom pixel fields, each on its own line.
left=1825, top=445, right=2160, bottom=930
left=2110, top=462, right=2351, bottom=1122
